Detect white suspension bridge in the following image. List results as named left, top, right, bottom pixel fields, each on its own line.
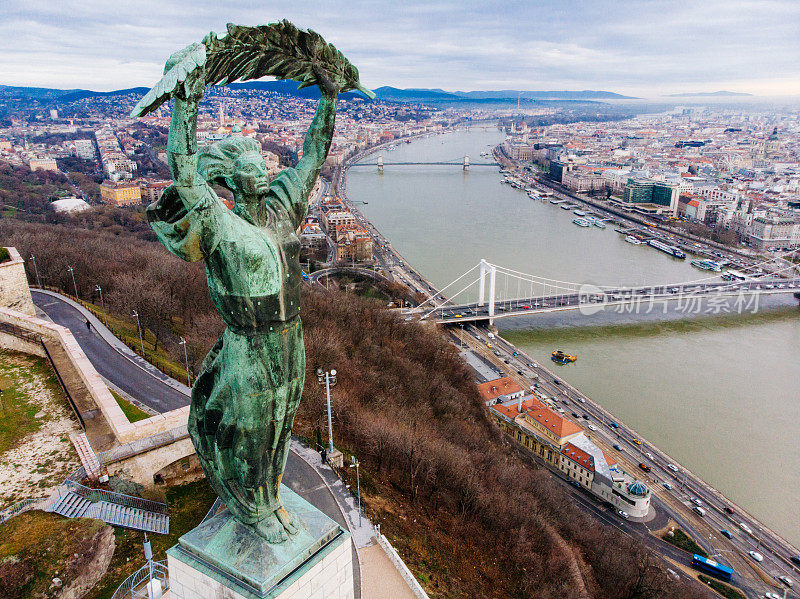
left=411, top=259, right=800, bottom=324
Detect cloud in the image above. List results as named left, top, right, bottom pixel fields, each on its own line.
left=1, top=0, right=799, bottom=96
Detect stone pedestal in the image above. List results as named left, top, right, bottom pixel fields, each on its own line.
left=167, top=486, right=353, bottom=599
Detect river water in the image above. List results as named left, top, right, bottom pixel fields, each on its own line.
left=347, top=127, right=800, bottom=548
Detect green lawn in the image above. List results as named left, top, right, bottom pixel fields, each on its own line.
left=109, top=390, right=151, bottom=423
left=0, top=351, right=62, bottom=454
left=661, top=528, right=707, bottom=557
left=698, top=574, right=745, bottom=599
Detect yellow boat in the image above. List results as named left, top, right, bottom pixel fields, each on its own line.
left=551, top=350, right=577, bottom=364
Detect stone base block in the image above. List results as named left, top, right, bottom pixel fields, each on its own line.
left=167, top=485, right=353, bottom=599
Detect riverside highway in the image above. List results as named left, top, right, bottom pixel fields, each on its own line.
left=334, top=144, right=800, bottom=599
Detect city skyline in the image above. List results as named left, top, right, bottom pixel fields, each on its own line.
left=2, top=0, right=800, bottom=97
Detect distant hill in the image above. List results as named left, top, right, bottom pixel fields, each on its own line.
left=0, top=82, right=636, bottom=104
left=664, top=91, right=754, bottom=97
left=452, top=89, right=637, bottom=100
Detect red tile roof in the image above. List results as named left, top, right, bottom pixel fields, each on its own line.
left=477, top=377, right=525, bottom=402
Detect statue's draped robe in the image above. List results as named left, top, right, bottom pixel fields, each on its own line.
left=147, top=169, right=307, bottom=525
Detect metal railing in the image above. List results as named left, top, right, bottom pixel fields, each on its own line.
left=61, top=480, right=168, bottom=514
left=0, top=498, right=42, bottom=524
left=200, top=496, right=224, bottom=524
left=111, top=559, right=169, bottom=599
left=98, top=425, right=190, bottom=466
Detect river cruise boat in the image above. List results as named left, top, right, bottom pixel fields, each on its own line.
left=593, top=219, right=607, bottom=229
left=573, top=209, right=587, bottom=216
left=722, top=269, right=748, bottom=281
left=625, top=235, right=644, bottom=245
left=550, top=198, right=566, bottom=204
left=561, top=203, right=578, bottom=210
left=647, top=239, right=686, bottom=259
left=572, top=217, right=592, bottom=227
left=552, top=350, right=577, bottom=364
left=690, top=258, right=723, bottom=272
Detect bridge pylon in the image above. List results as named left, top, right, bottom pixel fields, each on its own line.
left=478, top=259, right=497, bottom=324
left=463, top=155, right=470, bottom=171
left=377, top=155, right=383, bottom=172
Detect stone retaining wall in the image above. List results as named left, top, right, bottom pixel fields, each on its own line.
left=0, top=247, right=35, bottom=316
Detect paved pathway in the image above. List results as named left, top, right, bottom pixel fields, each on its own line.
left=360, top=544, right=417, bottom=599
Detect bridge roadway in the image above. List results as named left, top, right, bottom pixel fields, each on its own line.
left=432, top=277, right=800, bottom=323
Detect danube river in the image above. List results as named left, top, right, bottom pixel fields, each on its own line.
left=347, top=127, right=800, bottom=547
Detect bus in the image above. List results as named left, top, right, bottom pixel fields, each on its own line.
left=691, top=554, right=733, bottom=582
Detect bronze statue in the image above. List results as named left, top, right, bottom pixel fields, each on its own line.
left=132, top=21, right=373, bottom=543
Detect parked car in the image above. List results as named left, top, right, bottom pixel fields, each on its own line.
left=613, top=444, right=623, bottom=451
left=618, top=510, right=629, bottom=519
left=720, top=529, right=732, bottom=539
left=749, top=550, right=764, bottom=562
left=778, top=576, right=794, bottom=588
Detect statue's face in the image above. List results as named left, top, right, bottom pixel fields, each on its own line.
left=232, top=152, right=270, bottom=197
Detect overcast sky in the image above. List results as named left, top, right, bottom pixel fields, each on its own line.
left=2, top=0, right=799, bottom=97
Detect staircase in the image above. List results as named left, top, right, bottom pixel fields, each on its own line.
left=69, top=432, right=102, bottom=480
left=44, top=481, right=169, bottom=534
left=94, top=502, right=169, bottom=534
left=51, top=490, right=92, bottom=518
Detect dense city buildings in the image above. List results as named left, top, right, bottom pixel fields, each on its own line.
left=505, top=108, right=800, bottom=248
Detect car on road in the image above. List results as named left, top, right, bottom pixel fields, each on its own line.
left=778, top=575, right=794, bottom=588
left=663, top=483, right=673, bottom=490
left=690, top=497, right=703, bottom=507
left=588, top=424, right=597, bottom=431
left=639, top=463, right=651, bottom=473
left=517, top=370, right=524, bottom=375
left=791, top=555, right=800, bottom=567
left=486, top=343, right=493, bottom=348
left=553, top=379, right=561, bottom=385
left=609, top=422, right=620, bottom=429
left=613, top=444, right=623, bottom=451
left=577, top=397, right=586, bottom=403
left=503, top=359, right=509, bottom=363
left=765, top=592, right=781, bottom=599
left=720, top=529, right=732, bottom=539
left=618, top=510, right=629, bottom=519
left=512, top=351, right=518, bottom=356
left=724, top=507, right=735, bottom=515
left=739, top=522, right=753, bottom=535
left=667, top=463, right=679, bottom=472
left=749, top=550, right=764, bottom=562
left=645, top=452, right=654, bottom=460
left=632, top=438, right=642, bottom=445
left=572, top=412, right=580, bottom=418
left=582, top=414, right=589, bottom=419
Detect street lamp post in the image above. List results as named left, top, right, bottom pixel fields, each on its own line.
left=350, top=456, right=362, bottom=527
left=30, top=255, right=42, bottom=288
left=132, top=310, right=145, bottom=356
left=66, top=265, right=79, bottom=301
left=316, top=368, right=337, bottom=454
left=94, top=285, right=108, bottom=328
left=179, top=336, right=191, bottom=386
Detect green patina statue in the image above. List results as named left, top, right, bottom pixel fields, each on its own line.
left=132, top=22, right=373, bottom=543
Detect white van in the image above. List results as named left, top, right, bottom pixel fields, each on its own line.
left=693, top=506, right=706, bottom=517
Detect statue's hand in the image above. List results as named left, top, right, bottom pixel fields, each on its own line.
left=164, top=43, right=207, bottom=104
left=313, top=64, right=341, bottom=99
